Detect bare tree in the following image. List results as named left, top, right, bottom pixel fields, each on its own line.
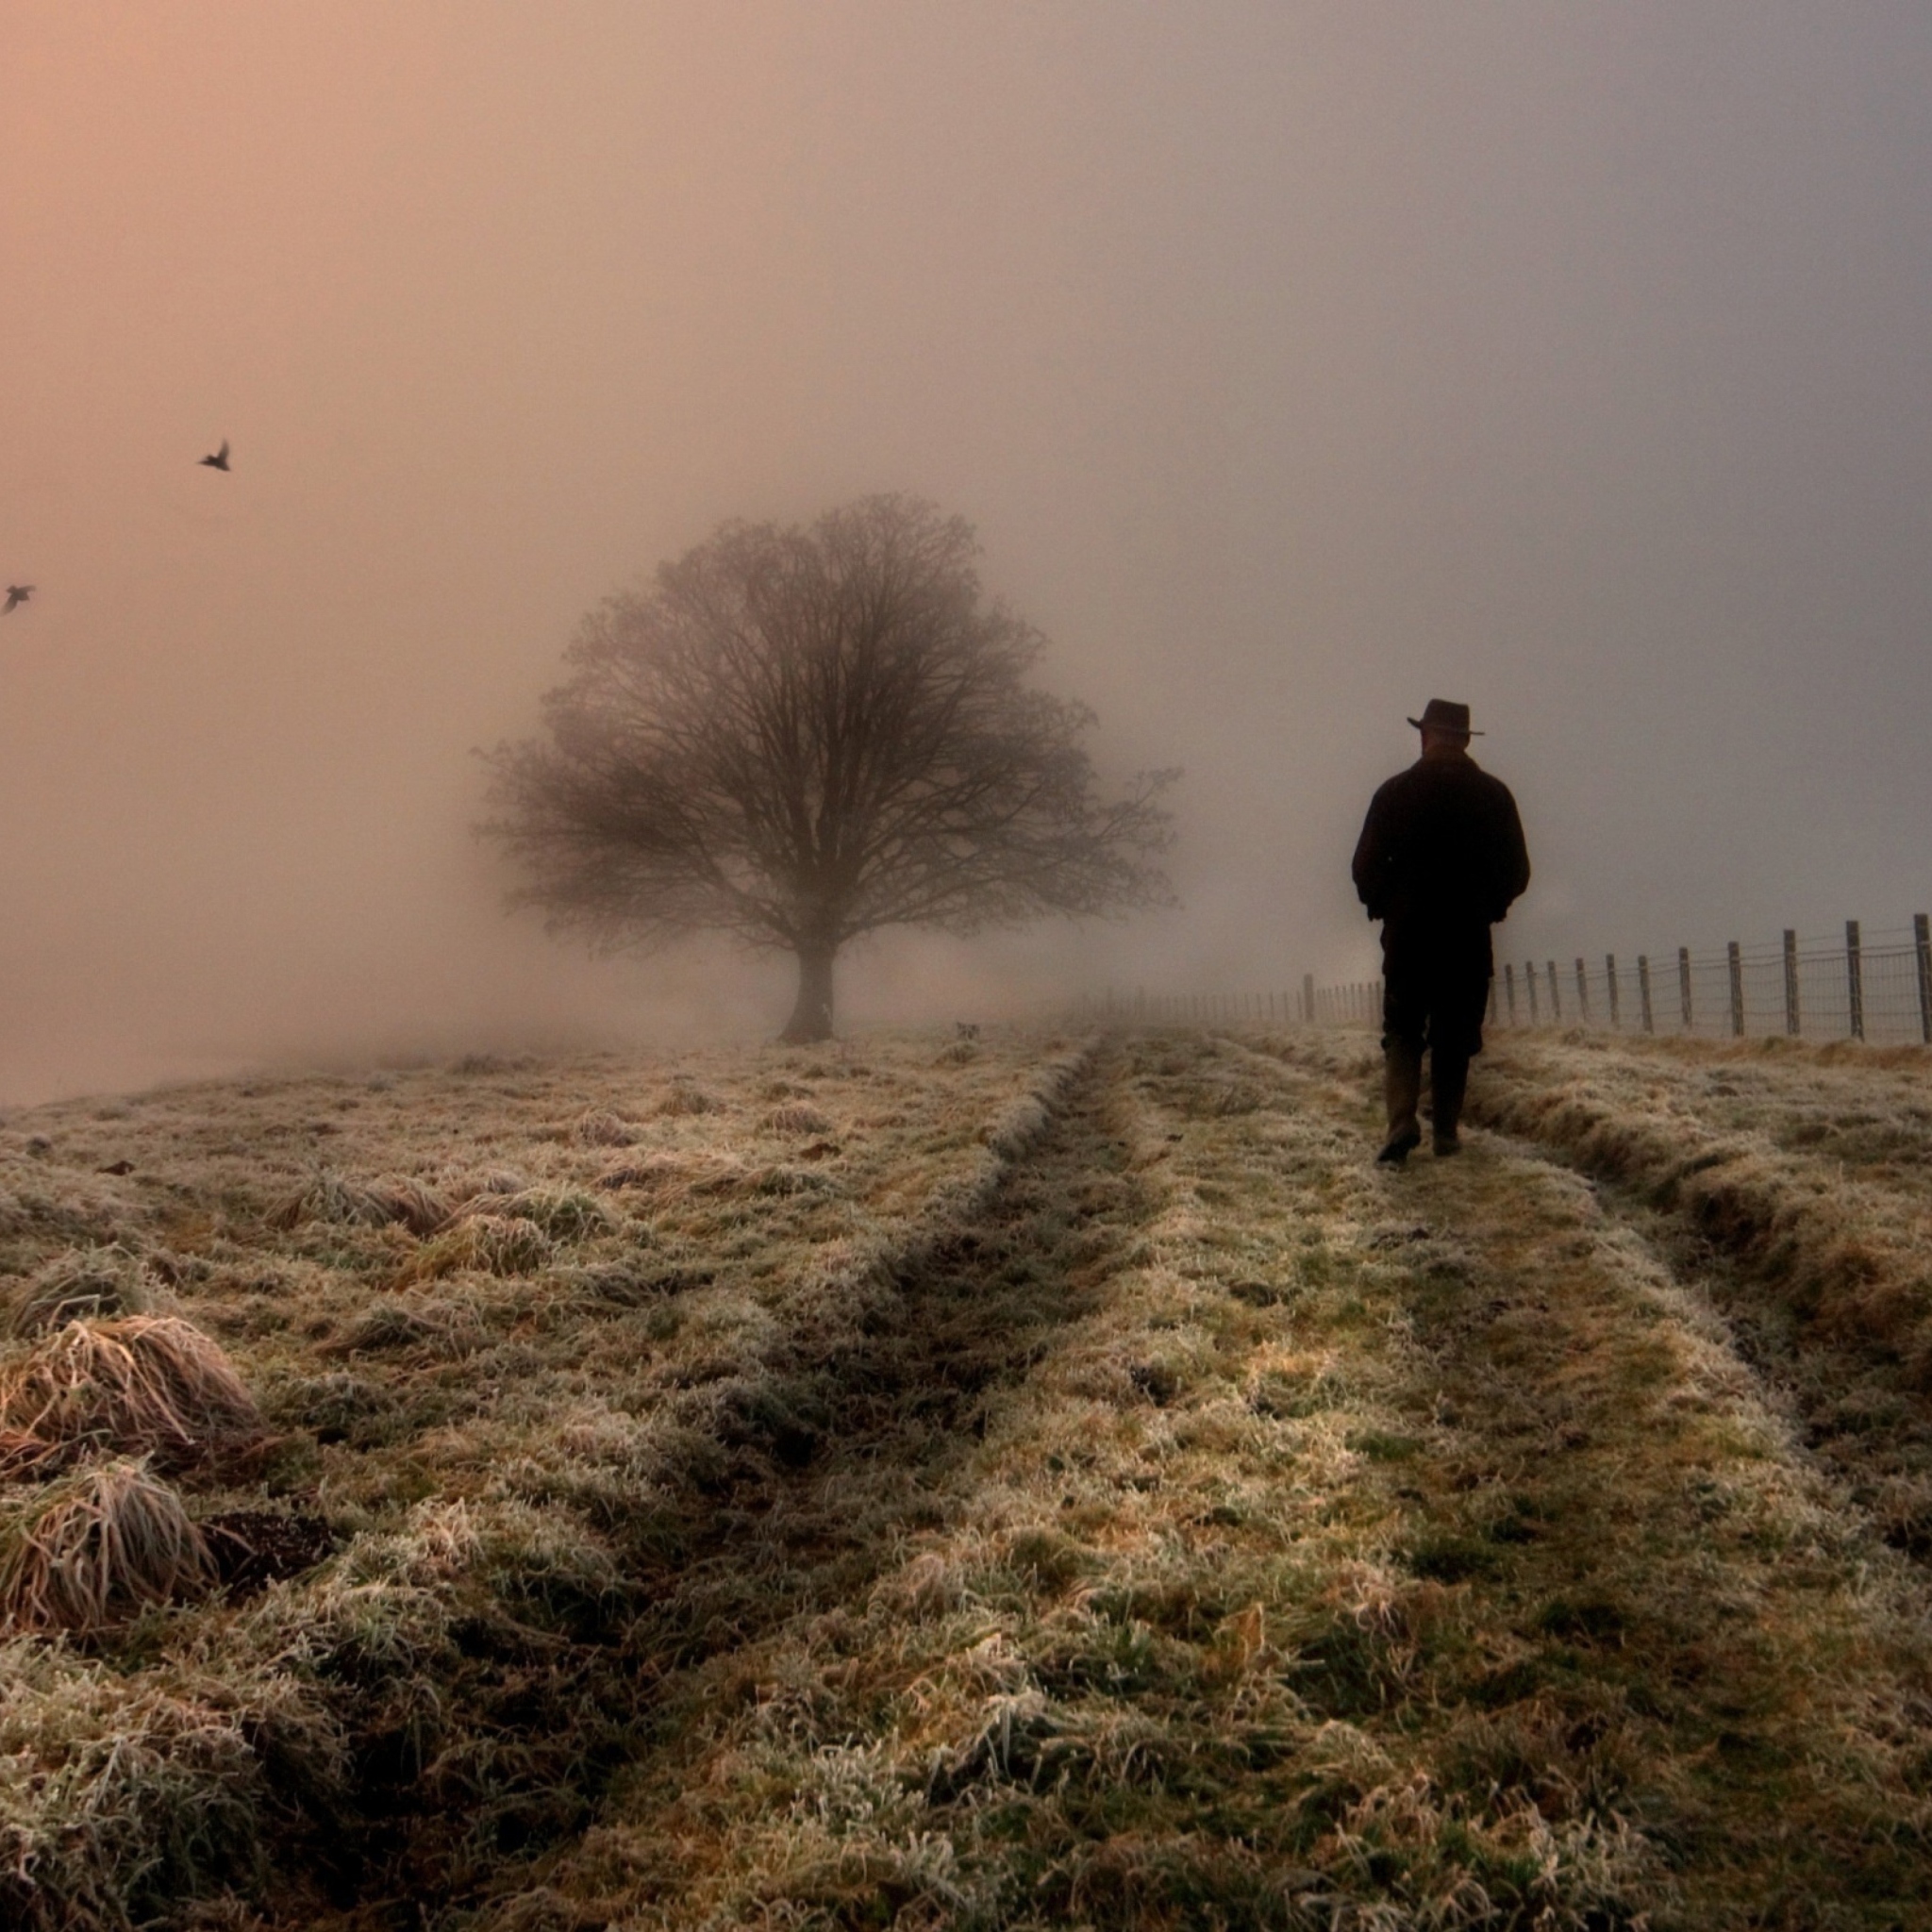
left=481, top=495, right=1176, bottom=1041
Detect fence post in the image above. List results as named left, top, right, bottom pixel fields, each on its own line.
left=1505, top=963, right=1517, bottom=1024
left=1303, top=972, right=1315, bottom=1024
left=1546, top=960, right=1560, bottom=1022
left=1727, top=941, right=1744, bottom=1037
left=1678, top=947, right=1693, bottom=1031
left=1917, top=914, right=1932, bottom=1046
left=1574, top=958, right=1590, bottom=1022
left=1782, top=930, right=1799, bottom=1036
left=1638, top=955, right=1654, bottom=1033
left=1525, top=960, right=1540, bottom=1025
left=1846, top=920, right=1864, bottom=1041
left=1606, top=954, right=1621, bottom=1029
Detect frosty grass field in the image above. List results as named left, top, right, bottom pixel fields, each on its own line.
left=3, top=1022, right=1932, bottom=1930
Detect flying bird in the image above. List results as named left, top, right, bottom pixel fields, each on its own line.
left=3, top=585, right=32, bottom=614
left=200, top=440, right=231, bottom=472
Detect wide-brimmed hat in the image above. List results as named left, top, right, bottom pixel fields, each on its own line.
left=1407, top=697, right=1482, bottom=736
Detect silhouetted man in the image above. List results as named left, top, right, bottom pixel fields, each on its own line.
left=1352, top=698, right=1529, bottom=1163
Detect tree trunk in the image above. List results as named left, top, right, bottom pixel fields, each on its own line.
left=779, top=941, right=837, bottom=1042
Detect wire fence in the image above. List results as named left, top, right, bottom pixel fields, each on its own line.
left=1491, top=917, right=1932, bottom=1045
left=1074, top=914, right=1932, bottom=1047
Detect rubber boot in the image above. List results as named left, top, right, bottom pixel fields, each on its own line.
left=1431, top=1052, right=1470, bottom=1156
left=1376, top=1042, right=1424, bottom=1164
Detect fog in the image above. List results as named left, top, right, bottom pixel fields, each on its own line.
left=4, top=4, right=1930, bottom=1102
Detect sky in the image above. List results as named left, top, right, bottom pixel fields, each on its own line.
left=3, top=3, right=1930, bottom=1101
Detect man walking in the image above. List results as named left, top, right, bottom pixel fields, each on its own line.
left=1351, top=699, right=1529, bottom=1163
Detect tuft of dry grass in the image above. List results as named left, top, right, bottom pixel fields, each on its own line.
left=325, top=1291, right=487, bottom=1358
left=657, top=1079, right=720, bottom=1117
left=0, top=1459, right=214, bottom=1632
left=0, top=1316, right=261, bottom=1458
left=475, top=1184, right=613, bottom=1241
left=391, top=1213, right=554, bottom=1285
left=571, top=1107, right=638, bottom=1148
left=5, top=1244, right=156, bottom=1338
left=763, top=1100, right=836, bottom=1136
left=268, top=1171, right=451, bottom=1237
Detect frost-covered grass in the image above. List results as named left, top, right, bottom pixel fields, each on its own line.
left=4, top=1023, right=1932, bottom=1928
left=534, top=1029, right=1932, bottom=1930
left=1449, top=1030, right=1932, bottom=1562
left=0, top=1029, right=1079, bottom=1929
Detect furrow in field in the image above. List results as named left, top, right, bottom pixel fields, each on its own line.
left=534, top=1038, right=1167, bottom=1926
left=1489, top=1032, right=1932, bottom=1208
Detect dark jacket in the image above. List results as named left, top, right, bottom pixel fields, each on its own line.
left=1352, top=750, right=1530, bottom=934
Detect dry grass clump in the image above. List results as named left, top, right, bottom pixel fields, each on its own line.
left=268, top=1171, right=450, bottom=1237
left=0, top=1459, right=213, bottom=1632
left=571, top=1107, right=638, bottom=1148
left=392, top=1213, right=553, bottom=1285
left=477, top=1185, right=613, bottom=1241
left=326, top=1293, right=487, bottom=1357
left=593, top=1153, right=748, bottom=1201
left=6, top=1243, right=156, bottom=1337
left=658, top=1079, right=721, bottom=1117
left=0, top=1317, right=260, bottom=1458
left=764, top=1100, right=836, bottom=1136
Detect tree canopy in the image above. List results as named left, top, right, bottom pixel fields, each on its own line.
left=482, top=495, right=1176, bottom=1039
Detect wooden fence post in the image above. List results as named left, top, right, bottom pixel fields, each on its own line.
left=1505, top=963, right=1517, bottom=1024
left=1524, top=960, right=1540, bottom=1025
left=1546, top=960, right=1560, bottom=1023
left=1726, top=941, right=1744, bottom=1037
left=1846, top=920, right=1864, bottom=1041
left=1606, top=955, right=1621, bottom=1029
left=1574, top=958, right=1590, bottom=1022
left=1638, top=955, right=1654, bottom=1033
left=1916, top=914, right=1932, bottom=1046
left=1303, top=972, right=1315, bottom=1024
left=1782, top=930, right=1799, bottom=1036
left=1678, top=947, right=1693, bottom=1031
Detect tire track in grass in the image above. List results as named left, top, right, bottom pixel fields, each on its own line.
left=513, top=1029, right=1932, bottom=1928
left=515, top=1041, right=1158, bottom=1928
left=533, top=1034, right=1720, bottom=1926
left=1233, top=1029, right=1932, bottom=1926
left=1370, top=1031, right=1932, bottom=1571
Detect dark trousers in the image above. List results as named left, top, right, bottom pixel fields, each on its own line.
left=1380, top=923, right=1492, bottom=1063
